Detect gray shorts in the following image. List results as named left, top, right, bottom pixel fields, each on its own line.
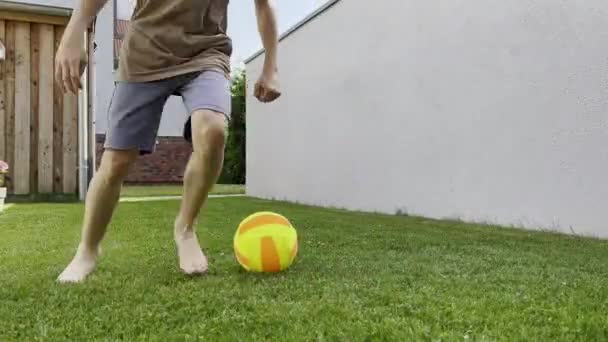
left=104, top=70, right=231, bottom=154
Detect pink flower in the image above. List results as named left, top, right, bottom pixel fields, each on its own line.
left=0, top=160, right=8, bottom=173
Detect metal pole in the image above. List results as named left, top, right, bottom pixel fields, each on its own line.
left=88, top=26, right=96, bottom=186
left=78, top=31, right=90, bottom=201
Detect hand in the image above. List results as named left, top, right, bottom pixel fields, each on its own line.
left=55, top=33, right=86, bottom=94
left=254, top=69, right=281, bottom=103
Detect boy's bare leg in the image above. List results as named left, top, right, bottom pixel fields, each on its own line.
left=174, top=110, right=227, bottom=274
left=57, top=149, right=138, bottom=283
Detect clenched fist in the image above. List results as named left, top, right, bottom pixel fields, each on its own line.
left=253, top=69, right=281, bottom=103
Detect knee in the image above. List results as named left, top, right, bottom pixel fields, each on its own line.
left=191, top=111, right=227, bottom=151
left=99, top=150, right=137, bottom=184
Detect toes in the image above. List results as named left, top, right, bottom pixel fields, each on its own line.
left=57, top=272, right=84, bottom=283
left=181, top=268, right=206, bottom=276
left=56, top=257, right=96, bottom=283
left=180, top=259, right=208, bottom=275
left=181, top=263, right=208, bottom=275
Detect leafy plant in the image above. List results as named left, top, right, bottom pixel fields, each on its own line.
left=220, top=69, right=247, bottom=184
left=0, top=160, right=8, bottom=188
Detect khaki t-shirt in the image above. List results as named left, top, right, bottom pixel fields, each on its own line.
left=117, top=0, right=232, bottom=82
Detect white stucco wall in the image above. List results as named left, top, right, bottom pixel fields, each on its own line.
left=246, top=0, right=608, bottom=238
left=155, top=97, right=190, bottom=137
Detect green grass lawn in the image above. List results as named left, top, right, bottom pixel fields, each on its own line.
left=1, top=198, right=607, bottom=340
left=121, top=184, right=245, bottom=197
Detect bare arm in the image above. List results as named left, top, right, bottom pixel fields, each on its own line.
left=64, top=0, right=108, bottom=41
left=253, top=0, right=281, bottom=102
left=254, top=0, right=279, bottom=74
left=56, top=0, right=109, bottom=94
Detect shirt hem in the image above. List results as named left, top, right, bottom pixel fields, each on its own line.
left=116, top=62, right=231, bottom=83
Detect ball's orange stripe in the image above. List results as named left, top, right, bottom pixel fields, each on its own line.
left=239, top=214, right=290, bottom=235
left=261, top=236, right=281, bottom=272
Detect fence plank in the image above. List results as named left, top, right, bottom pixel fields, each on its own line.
left=5, top=21, right=14, bottom=193
left=38, top=23, right=54, bottom=192
left=30, top=22, right=39, bottom=193
left=13, top=21, right=30, bottom=194
left=53, top=25, right=63, bottom=192
left=0, top=20, right=5, bottom=163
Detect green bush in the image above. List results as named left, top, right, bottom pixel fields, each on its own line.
left=219, top=69, right=246, bottom=184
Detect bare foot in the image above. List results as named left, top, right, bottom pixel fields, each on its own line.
left=57, top=245, right=100, bottom=283
left=174, top=226, right=208, bottom=275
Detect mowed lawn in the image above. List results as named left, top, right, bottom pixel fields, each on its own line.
left=121, top=184, right=245, bottom=197
left=1, top=198, right=607, bottom=341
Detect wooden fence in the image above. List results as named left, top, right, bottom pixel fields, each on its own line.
left=0, top=13, right=79, bottom=195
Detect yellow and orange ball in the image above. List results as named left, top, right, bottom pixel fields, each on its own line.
left=233, top=212, right=298, bottom=272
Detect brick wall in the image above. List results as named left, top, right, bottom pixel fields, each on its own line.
left=95, top=134, right=192, bottom=184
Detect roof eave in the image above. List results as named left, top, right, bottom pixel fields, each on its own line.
left=243, top=0, right=341, bottom=64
